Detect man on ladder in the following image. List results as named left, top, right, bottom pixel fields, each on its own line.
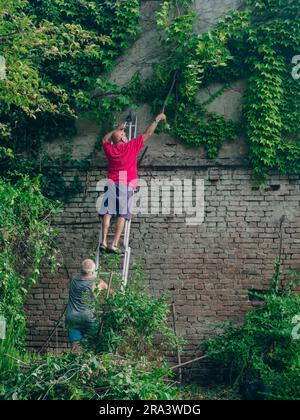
left=98, top=112, right=166, bottom=255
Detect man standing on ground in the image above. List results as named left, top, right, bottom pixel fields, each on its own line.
left=99, top=112, right=167, bottom=254
left=65, top=259, right=111, bottom=352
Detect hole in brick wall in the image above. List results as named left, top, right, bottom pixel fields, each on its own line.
left=248, top=289, right=270, bottom=302
left=266, top=184, right=280, bottom=192
left=251, top=184, right=281, bottom=192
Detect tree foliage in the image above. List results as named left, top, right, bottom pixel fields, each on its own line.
left=0, top=0, right=141, bottom=198
left=0, top=0, right=141, bottom=152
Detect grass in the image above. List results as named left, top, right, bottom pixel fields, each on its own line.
left=181, top=384, right=241, bottom=400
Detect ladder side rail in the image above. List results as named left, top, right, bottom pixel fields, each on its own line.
left=129, top=121, right=132, bottom=141
left=122, top=247, right=131, bottom=289
left=121, top=249, right=130, bottom=289
left=124, top=219, right=132, bottom=250
left=123, top=220, right=129, bottom=250
left=134, top=115, right=137, bottom=138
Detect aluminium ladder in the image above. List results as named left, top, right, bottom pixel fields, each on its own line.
left=95, top=112, right=138, bottom=290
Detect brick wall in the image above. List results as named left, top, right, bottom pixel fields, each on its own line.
left=25, top=163, right=300, bottom=379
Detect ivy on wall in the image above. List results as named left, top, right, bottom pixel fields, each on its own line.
left=1, top=0, right=299, bottom=186
left=102, top=0, right=299, bottom=180
left=139, top=0, right=300, bottom=180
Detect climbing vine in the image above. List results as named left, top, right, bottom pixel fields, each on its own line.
left=127, top=0, right=300, bottom=180
left=166, top=0, right=299, bottom=177
left=139, top=0, right=300, bottom=177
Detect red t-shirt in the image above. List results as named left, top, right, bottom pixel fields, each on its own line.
left=103, top=134, right=144, bottom=188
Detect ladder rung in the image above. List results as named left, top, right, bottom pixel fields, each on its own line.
left=97, top=271, right=121, bottom=277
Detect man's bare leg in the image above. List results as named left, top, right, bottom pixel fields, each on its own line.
left=102, top=214, right=112, bottom=247
left=111, top=217, right=126, bottom=250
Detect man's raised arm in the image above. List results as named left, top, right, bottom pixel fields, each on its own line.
left=142, top=113, right=166, bottom=142
left=102, top=123, right=125, bottom=144
left=102, top=130, right=114, bottom=144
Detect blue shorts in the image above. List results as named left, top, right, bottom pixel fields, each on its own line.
left=68, top=329, right=84, bottom=343
left=99, top=183, right=135, bottom=220
left=66, top=314, right=93, bottom=343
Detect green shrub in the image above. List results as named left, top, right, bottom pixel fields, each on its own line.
left=87, top=287, right=181, bottom=360
left=0, top=176, right=60, bottom=379
left=83, top=256, right=182, bottom=361
left=202, top=264, right=300, bottom=400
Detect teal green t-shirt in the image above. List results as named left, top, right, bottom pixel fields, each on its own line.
left=65, top=275, right=96, bottom=329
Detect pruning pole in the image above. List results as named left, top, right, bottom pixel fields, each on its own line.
left=161, top=71, right=178, bottom=114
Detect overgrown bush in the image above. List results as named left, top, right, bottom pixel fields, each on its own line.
left=202, top=263, right=300, bottom=400
left=0, top=176, right=60, bottom=378
left=84, top=256, right=182, bottom=361
left=87, top=289, right=180, bottom=360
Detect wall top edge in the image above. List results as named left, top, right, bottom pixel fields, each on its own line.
left=59, top=158, right=251, bottom=171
